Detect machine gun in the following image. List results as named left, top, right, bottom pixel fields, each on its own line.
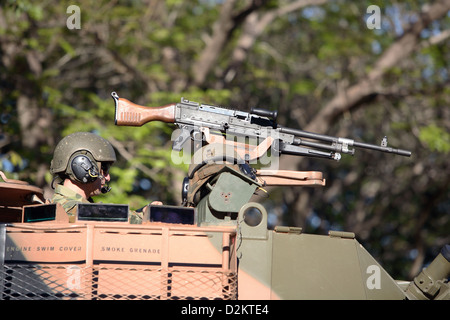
left=111, top=92, right=411, bottom=163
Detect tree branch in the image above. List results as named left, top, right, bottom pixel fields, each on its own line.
left=305, top=0, right=450, bottom=134
left=223, top=0, right=329, bottom=84
left=108, top=136, right=159, bottom=182
left=191, top=0, right=269, bottom=87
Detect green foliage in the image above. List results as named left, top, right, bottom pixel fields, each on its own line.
left=419, top=124, right=450, bottom=154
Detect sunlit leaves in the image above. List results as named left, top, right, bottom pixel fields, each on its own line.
left=419, top=124, right=450, bottom=153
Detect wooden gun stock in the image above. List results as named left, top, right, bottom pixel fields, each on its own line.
left=112, top=92, right=176, bottom=126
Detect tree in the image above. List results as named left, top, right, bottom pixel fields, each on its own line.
left=0, top=0, right=448, bottom=280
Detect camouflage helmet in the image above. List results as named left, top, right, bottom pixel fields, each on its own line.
left=50, top=132, right=116, bottom=182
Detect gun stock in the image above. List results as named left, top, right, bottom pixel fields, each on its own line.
left=112, top=92, right=176, bottom=126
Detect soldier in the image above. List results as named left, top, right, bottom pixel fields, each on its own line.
left=50, top=132, right=159, bottom=223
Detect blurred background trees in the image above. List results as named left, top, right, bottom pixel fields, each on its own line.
left=1, top=0, right=449, bottom=280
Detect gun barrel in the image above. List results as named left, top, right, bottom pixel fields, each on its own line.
left=279, top=126, right=411, bottom=157
left=279, top=126, right=345, bottom=143
left=353, top=141, right=411, bottom=157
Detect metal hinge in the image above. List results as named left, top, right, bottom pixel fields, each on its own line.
left=274, top=226, right=302, bottom=234
left=328, top=230, right=355, bottom=239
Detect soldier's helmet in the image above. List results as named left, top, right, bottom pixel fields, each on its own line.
left=50, top=132, right=116, bottom=184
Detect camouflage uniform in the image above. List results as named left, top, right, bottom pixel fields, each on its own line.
left=51, top=184, right=144, bottom=224
left=51, top=185, right=92, bottom=223
left=129, top=209, right=144, bottom=224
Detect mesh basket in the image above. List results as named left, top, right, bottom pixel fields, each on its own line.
left=1, top=264, right=237, bottom=300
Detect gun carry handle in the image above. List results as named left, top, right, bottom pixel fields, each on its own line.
left=255, top=170, right=326, bottom=186
left=112, top=92, right=176, bottom=126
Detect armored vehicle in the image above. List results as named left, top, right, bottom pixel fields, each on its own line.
left=0, top=167, right=449, bottom=300
left=0, top=93, right=448, bottom=300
